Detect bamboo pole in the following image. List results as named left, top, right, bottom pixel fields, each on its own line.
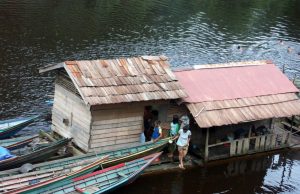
left=39, top=130, right=56, bottom=142
left=39, top=130, right=84, bottom=155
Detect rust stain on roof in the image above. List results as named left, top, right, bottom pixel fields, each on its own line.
left=174, top=61, right=299, bottom=103
left=175, top=60, right=300, bottom=128
left=62, top=56, right=187, bottom=106
left=188, top=93, right=300, bottom=128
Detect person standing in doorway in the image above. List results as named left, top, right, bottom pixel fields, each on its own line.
left=170, top=115, right=180, bottom=137
left=176, top=125, right=191, bottom=169
left=143, top=106, right=153, bottom=141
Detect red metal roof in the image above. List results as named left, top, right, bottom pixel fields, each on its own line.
left=174, top=62, right=299, bottom=103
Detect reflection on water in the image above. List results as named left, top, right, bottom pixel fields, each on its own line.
left=1, top=0, right=300, bottom=193
left=1, top=0, right=300, bottom=120
left=112, top=151, right=300, bottom=194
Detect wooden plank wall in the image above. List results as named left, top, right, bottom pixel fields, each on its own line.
left=89, top=103, right=144, bottom=152
left=166, top=104, right=187, bottom=123
left=52, top=76, right=91, bottom=152
left=166, top=103, right=201, bottom=143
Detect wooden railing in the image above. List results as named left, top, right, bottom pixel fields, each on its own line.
left=207, top=131, right=291, bottom=160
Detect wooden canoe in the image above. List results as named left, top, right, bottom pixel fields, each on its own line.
left=0, top=138, right=169, bottom=191
left=0, top=157, right=100, bottom=192
left=0, top=138, right=169, bottom=178
left=0, top=138, right=71, bottom=170
left=9, top=152, right=162, bottom=194
left=3, top=155, right=110, bottom=194
left=0, top=135, right=39, bottom=150
left=0, top=116, right=39, bottom=139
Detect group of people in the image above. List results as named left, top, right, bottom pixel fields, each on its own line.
left=142, top=109, right=192, bottom=169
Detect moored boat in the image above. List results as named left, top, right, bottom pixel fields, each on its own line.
left=0, top=155, right=109, bottom=192
left=0, top=137, right=169, bottom=178
left=0, top=157, right=99, bottom=192
left=0, top=135, right=39, bottom=150
left=0, top=116, right=39, bottom=139
left=8, top=152, right=162, bottom=194
left=0, top=138, right=71, bottom=170
left=2, top=155, right=109, bottom=194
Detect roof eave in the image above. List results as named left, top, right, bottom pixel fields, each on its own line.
left=39, top=62, right=65, bottom=73
left=62, top=63, right=91, bottom=106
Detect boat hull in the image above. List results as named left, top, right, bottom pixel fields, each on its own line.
left=91, top=154, right=161, bottom=194
left=0, top=138, right=169, bottom=177
left=0, top=138, right=70, bottom=170
left=16, top=152, right=162, bottom=194
left=0, top=139, right=169, bottom=192
left=0, top=135, right=39, bottom=151
left=0, top=116, right=39, bottom=140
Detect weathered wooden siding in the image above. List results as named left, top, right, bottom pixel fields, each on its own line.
left=51, top=75, right=91, bottom=152
left=52, top=78, right=185, bottom=152
left=166, top=104, right=188, bottom=122
left=90, top=103, right=144, bottom=152
left=89, top=101, right=187, bottom=152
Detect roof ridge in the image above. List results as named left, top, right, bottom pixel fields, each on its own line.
left=173, top=60, right=273, bottom=72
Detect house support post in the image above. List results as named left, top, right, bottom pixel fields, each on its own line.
left=204, top=128, right=209, bottom=162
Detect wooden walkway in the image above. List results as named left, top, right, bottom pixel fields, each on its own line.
left=275, top=123, right=300, bottom=149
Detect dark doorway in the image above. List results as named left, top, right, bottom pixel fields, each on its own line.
left=143, top=106, right=159, bottom=141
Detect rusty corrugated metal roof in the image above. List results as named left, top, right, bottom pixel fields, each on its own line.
left=174, top=61, right=299, bottom=103
left=175, top=60, right=300, bottom=128
left=187, top=93, right=300, bottom=128
left=54, top=56, right=187, bottom=106
left=188, top=93, right=300, bottom=128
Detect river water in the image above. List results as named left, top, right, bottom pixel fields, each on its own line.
left=0, top=0, right=300, bottom=193
left=112, top=151, right=300, bottom=194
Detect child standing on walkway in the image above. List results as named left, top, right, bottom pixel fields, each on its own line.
left=152, top=120, right=162, bottom=142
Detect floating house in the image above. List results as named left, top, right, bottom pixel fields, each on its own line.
left=40, top=56, right=187, bottom=152
left=41, top=57, right=300, bottom=161
left=174, top=60, right=300, bottom=161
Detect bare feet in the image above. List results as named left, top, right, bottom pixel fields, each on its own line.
left=178, top=164, right=185, bottom=169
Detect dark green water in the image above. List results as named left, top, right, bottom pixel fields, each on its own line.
left=1, top=0, right=300, bottom=120
left=113, top=152, right=300, bottom=194
left=1, top=0, right=300, bottom=193
left=112, top=151, right=300, bottom=194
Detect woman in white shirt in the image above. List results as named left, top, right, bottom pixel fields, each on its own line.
left=175, top=125, right=191, bottom=169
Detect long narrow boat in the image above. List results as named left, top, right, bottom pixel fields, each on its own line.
left=7, top=152, right=162, bottom=194
left=0, top=138, right=71, bottom=170
left=0, top=138, right=169, bottom=191
left=0, top=116, right=39, bottom=139
left=0, top=135, right=39, bottom=150
left=2, top=155, right=110, bottom=194
left=0, top=138, right=169, bottom=178
left=0, top=155, right=109, bottom=192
